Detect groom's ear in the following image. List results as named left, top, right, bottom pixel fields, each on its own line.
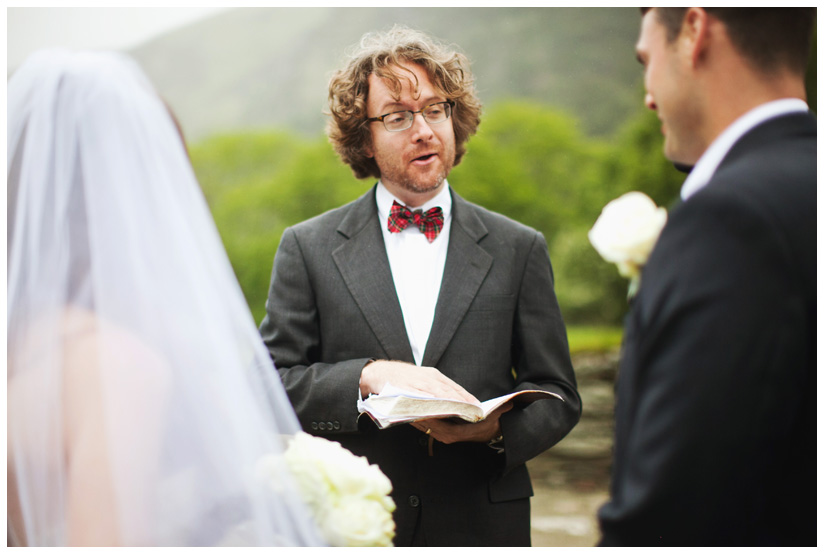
left=681, top=7, right=712, bottom=69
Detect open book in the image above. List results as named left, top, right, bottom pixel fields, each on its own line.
left=357, top=384, right=563, bottom=429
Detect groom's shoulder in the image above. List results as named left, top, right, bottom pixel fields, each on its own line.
left=709, top=119, right=815, bottom=212
left=718, top=113, right=815, bottom=191
left=664, top=119, right=815, bottom=274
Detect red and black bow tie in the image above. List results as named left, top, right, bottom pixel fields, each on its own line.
left=387, top=201, right=444, bottom=243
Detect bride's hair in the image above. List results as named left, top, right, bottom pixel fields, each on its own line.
left=326, top=25, right=482, bottom=180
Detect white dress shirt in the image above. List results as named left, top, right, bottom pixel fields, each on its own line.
left=680, top=98, right=809, bottom=200
left=375, top=181, right=452, bottom=366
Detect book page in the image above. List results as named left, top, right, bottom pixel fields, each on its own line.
left=357, top=385, right=563, bottom=429
left=480, top=389, right=564, bottom=416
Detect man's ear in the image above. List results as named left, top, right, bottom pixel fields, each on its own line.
left=682, top=7, right=711, bottom=69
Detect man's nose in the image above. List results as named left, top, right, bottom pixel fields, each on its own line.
left=409, top=112, right=435, bottom=141
left=644, top=92, right=657, bottom=111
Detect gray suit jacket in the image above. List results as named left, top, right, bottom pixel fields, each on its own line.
left=261, top=186, right=581, bottom=546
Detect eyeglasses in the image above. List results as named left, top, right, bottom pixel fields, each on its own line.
left=366, top=101, right=455, bottom=132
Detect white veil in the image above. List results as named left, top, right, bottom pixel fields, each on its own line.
left=7, top=49, right=325, bottom=547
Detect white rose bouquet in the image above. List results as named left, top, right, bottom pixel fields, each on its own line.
left=588, top=191, right=667, bottom=298
left=257, top=432, right=396, bottom=547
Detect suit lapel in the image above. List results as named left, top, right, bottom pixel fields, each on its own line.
left=422, top=192, right=492, bottom=367
left=332, top=187, right=414, bottom=362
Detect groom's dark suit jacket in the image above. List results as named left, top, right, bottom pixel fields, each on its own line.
left=598, top=112, right=816, bottom=545
left=260, top=187, right=581, bottom=546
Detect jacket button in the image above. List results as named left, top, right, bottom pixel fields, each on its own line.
left=318, top=422, right=326, bottom=430
left=333, top=421, right=341, bottom=430
left=326, top=421, right=334, bottom=430
left=310, top=422, right=318, bottom=431
left=408, top=495, right=420, bottom=508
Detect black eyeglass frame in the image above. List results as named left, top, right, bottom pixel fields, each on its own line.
left=366, top=100, right=456, bottom=132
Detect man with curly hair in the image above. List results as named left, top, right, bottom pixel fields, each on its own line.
left=260, top=26, right=581, bottom=546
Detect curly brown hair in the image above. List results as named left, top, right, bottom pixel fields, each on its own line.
left=326, top=25, right=482, bottom=180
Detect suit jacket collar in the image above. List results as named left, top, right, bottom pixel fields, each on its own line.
left=720, top=110, right=815, bottom=172
left=332, top=185, right=493, bottom=367
left=682, top=103, right=811, bottom=200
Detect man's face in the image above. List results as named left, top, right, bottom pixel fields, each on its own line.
left=365, top=62, right=456, bottom=206
left=636, top=10, right=704, bottom=165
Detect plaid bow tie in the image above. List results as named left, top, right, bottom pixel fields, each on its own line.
left=388, top=201, right=444, bottom=243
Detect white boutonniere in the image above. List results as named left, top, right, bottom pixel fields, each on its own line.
left=588, top=191, right=667, bottom=298
left=257, top=432, right=396, bottom=547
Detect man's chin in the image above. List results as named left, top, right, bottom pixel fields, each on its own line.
left=381, top=166, right=452, bottom=203
left=664, top=147, right=690, bottom=168
left=663, top=137, right=701, bottom=169
left=402, top=172, right=448, bottom=196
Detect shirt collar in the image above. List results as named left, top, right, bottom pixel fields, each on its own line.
left=375, top=180, right=452, bottom=222
left=680, top=98, right=809, bottom=201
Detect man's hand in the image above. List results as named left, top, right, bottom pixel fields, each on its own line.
left=359, top=360, right=479, bottom=404
left=411, top=402, right=513, bottom=444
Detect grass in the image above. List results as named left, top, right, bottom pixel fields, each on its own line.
left=566, top=325, right=624, bottom=354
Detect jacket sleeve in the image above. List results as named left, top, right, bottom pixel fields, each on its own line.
left=259, top=227, right=370, bottom=434
left=499, top=231, right=582, bottom=473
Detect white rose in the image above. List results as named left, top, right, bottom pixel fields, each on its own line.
left=320, top=496, right=397, bottom=547
left=329, top=455, right=393, bottom=500
left=588, top=191, right=667, bottom=290
left=280, top=432, right=396, bottom=546
left=283, top=432, right=384, bottom=498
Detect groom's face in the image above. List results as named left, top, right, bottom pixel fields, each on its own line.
left=636, top=9, right=705, bottom=165
left=364, top=62, right=456, bottom=207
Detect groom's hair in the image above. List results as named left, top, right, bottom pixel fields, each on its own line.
left=326, top=25, right=482, bottom=180
left=642, top=8, right=815, bottom=77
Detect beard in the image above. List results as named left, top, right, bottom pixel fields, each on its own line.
left=393, top=167, right=448, bottom=196
left=374, top=143, right=456, bottom=201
